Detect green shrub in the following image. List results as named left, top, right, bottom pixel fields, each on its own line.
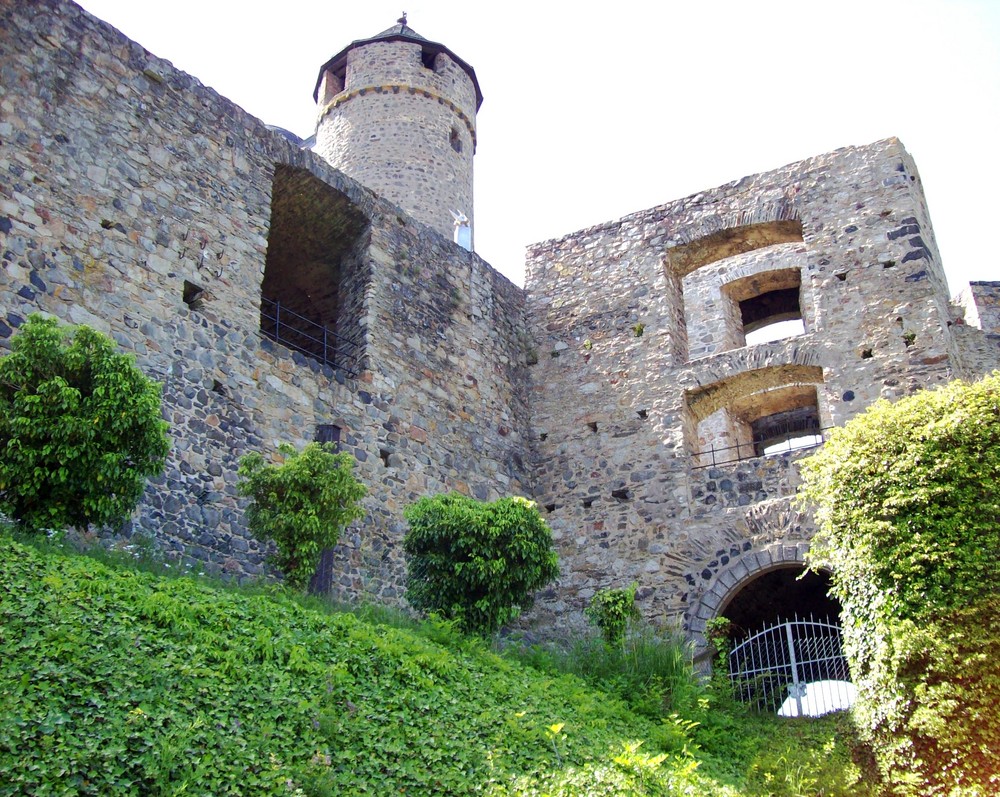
left=798, top=373, right=1000, bottom=794
left=585, top=582, right=640, bottom=649
left=0, top=315, right=169, bottom=532
left=403, top=493, right=559, bottom=635
left=237, top=442, right=365, bottom=590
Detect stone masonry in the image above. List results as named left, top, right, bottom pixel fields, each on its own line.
left=522, top=138, right=998, bottom=647
left=1, top=1, right=998, bottom=646
left=0, top=1, right=528, bottom=603
left=313, top=21, right=480, bottom=244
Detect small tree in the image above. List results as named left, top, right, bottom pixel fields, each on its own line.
left=798, top=373, right=1000, bottom=795
left=403, top=493, right=559, bottom=635
left=586, top=582, right=640, bottom=649
left=237, top=442, right=366, bottom=590
left=0, top=315, right=169, bottom=532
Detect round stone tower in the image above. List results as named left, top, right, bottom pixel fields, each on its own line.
left=313, top=17, right=482, bottom=245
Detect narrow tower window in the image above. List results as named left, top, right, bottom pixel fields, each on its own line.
left=449, top=127, right=462, bottom=153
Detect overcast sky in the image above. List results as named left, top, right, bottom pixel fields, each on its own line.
left=78, top=0, right=999, bottom=296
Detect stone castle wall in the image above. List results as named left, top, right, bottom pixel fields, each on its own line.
left=2, top=1, right=999, bottom=643
left=314, top=39, right=477, bottom=242
left=952, top=282, right=1000, bottom=379
left=521, top=138, right=973, bottom=642
left=0, top=0, right=528, bottom=599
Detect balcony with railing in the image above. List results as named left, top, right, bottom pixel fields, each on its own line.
left=260, top=297, right=361, bottom=377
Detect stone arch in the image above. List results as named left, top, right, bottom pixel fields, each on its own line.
left=685, top=363, right=825, bottom=465
left=685, top=364, right=824, bottom=423
left=664, top=203, right=803, bottom=279
left=686, top=539, right=813, bottom=660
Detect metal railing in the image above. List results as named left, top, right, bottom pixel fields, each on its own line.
left=729, top=615, right=854, bottom=717
left=691, top=426, right=830, bottom=469
left=260, top=297, right=361, bottom=377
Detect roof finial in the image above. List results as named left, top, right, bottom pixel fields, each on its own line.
left=397, top=12, right=407, bottom=27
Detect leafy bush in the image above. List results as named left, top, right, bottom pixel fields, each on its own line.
left=0, top=314, right=169, bottom=532
left=403, top=493, right=559, bottom=635
left=585, top=582, right=640, bottom=649
left=237, top=442, right=365, bottom=590
left=798, top=373, right=1000, bottom=794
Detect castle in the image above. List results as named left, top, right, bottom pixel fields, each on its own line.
left=2, top=1, right=998, bottom=653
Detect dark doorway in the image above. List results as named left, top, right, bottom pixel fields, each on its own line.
left=721, top=566, right=839, bottom=641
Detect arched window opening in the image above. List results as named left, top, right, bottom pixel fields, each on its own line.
left=687, top=367, right=824, bottom=467
left=750, top=401, right=821, bottom=456
left=667, top=218, right=806, bottom=360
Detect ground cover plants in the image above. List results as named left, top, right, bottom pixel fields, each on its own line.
left=0, top=532, right=878, bottom=796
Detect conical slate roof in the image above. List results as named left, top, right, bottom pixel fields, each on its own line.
left=313, top=20, right=483, bottom=110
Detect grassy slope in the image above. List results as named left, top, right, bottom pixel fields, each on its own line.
left=0, top=536, right=871, bottom=796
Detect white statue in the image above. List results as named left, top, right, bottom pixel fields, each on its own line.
left=450, top=209, right=472, bottom=251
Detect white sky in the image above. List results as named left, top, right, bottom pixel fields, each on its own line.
left=77, top=0, right=999, bottom=295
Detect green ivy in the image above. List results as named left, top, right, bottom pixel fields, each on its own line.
left=237, top=442, right=366, bottom=590
left=585, top=582, right=640, bottom=649
left=0, top=534, right=763, bottom=797
left=403, top=493, right=559, bottom=636
left=0, top=314, right=169, bottom=532
left=798, top=372, right=1000, bottom=794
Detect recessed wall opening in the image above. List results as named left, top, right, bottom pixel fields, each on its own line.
left=720, top=566, right=840, bottom=640
left=183, top=280, right=205, bottom=311
left=314, top=424, right=342, bottom=450
left=720, top=566, right=853, bottom=717
left=687, top=366, right=825, bottom=467
left=667, top=217, right=806, bottom=361
left=724, top=268, right=804, bottom=348
left=747, top=389, right=821, bottom=456
left=318, top=66, right=346, bottom=104
left=420, top=48, right=437, bottom=70
left=449, top=127, right=462, bottom=153
left=262, top=165, right=370, bottom=375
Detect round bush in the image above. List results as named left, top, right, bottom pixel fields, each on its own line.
left=403, top=493, right=559, bottom=635
left=0, top=315, right=169, bottom=532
